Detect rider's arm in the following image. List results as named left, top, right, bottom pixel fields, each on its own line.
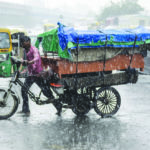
left=24, top=47, right=40, bottom=65
left=27, top=60, right=34, bottom=64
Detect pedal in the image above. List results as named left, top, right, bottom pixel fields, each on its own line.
left=47, top=98, right=55, bottom=103
left=36, top=98, right=55, bottom=105
left=36, top=100, right=43, bottom=105
left=62, top=108, right=67, bottom=113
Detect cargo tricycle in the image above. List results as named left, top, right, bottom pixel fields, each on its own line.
left=0, top=24, right=149, bottom=119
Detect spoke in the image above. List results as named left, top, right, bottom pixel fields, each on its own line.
left=97, top=100, right=103, bottom=105
left=104, top=105, right=108, bottom=114
left=110, top=94, right=117, bottom=99
left=106, top=90, right=115, bottom=98
left=110, top=95, right=116, bottom=101
left=108, top=97, right=117, bottom=104
left=105, top=105, right=109, bottom=113
left=98, top=103, right=104, bottom=110
left=108, top=95, right=116, bottom=101
left=102, top=105, right=106, bottom=113
left=101, top=105, right=105, bottom=113
left=109, top=102, right=116, bottom=107
left=97, top=104, right=103, bottom=108
left=109, top=103, right=116, bottom=110
left=107, top=104, right=113, bottom=113
left=99, top=93, right=104, bottom=98
left=106, top=90, right=110, bottom=99
left=104, top=105, right=108, bottom=113
left=100, top=104, right=105, bottom=112
left=105, top=105, right=110, bottom=113
left=110, top=97, right=117, bottom=101
left=109, top=99, right=117, bottom=103
left=109, top=101, right=117, bottom=106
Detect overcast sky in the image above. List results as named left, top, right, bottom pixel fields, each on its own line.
left=0, top=0, right=149, bottom=13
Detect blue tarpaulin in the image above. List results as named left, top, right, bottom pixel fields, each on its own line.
left=57, top=22, right=150, bottom=50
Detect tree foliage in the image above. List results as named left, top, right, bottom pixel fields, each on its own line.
left=98, top=0, right=144, bottom=20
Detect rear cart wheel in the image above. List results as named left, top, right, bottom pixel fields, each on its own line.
left=0, top=89, right=19, bottom=119
left=94, top=87, right=121, bottom=118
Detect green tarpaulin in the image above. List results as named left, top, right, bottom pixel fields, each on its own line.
left=35, top=28, right=70, bottom=59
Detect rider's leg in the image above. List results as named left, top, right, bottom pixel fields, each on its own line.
left=35, top=78, right=54, bottom=98
left=53, top=100, right=62, bottom=116
left=21, top=76, right=35, bottom=113
left=35, top=78, right=62, bottom=116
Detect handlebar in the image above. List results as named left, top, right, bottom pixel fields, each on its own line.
left=11, top=56, right=22, bottom=64
left=10, top=56, right=23, bottom=72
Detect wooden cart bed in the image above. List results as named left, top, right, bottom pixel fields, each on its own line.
left=41, top=53, right=144, bottom=78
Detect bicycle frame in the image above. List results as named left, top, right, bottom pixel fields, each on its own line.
left=9, top=71, right=46, bottom=104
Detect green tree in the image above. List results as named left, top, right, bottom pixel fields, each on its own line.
left=98, top=0, right=144, bottom=20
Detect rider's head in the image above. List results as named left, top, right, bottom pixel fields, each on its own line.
left=20, top=36, right=31, bottom=52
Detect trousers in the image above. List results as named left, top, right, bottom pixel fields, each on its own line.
left=21, top=76, right=53, bottom=111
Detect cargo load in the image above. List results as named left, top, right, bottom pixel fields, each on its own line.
left=35, top=23, right=150, bottom=78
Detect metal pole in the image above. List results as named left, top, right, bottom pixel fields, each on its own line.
left=18, top=34, right=20, bottom=57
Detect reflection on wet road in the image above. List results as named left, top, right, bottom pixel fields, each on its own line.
left=0, top=113, right=122, bottom=150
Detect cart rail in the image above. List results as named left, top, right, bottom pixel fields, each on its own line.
left=60, top=70, right=138, bottom=89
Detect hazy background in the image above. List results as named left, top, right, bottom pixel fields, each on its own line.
left=0, top=0, right=150, bottom=34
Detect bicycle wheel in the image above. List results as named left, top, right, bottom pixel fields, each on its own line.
left=94, top=87, right=121, bottom=118
left=0, top=89, right=19, bottom=119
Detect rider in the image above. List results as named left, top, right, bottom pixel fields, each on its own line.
left=20, top=36, right=62, bottom=115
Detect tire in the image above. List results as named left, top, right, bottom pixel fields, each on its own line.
left=94, top=87, right=121, bottom=118
left=0, top=89, right=19, bottom=119
left=72, top=94, right=91, bottom=116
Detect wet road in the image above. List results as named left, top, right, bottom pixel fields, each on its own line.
left=0, top=55, right=150, bottom=150
left=0, top=75, right=150, bottom=150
